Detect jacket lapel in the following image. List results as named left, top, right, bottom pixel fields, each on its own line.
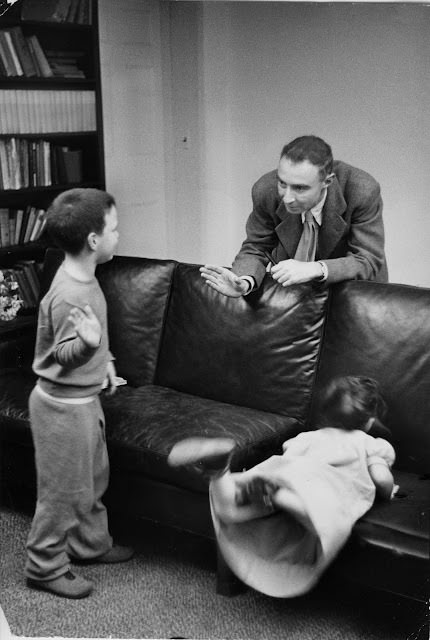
left=275, top=177, right=348, bottom=259
left=317, top=177, right=348, bottom=259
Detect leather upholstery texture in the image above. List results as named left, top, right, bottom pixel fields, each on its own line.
left=156, top=264, right=328, bottom=421
left=97, top=257, right=176, bottom=387
left=102, top=384, right=299, bottom=493
left=313, top=281, right=430, bottom=473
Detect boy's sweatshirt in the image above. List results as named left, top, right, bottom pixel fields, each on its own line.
left=33, top=265, right=113, bottom=398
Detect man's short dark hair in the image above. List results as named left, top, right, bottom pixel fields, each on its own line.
left=46, top=188, right=116, bottom=255
left=281, top=135, right=333, bottom=180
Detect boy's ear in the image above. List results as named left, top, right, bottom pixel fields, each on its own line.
left=87, top=232, right=98, bottom=251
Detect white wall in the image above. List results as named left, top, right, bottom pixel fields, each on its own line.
left=98, top=0, right=169, bottom=258
left=168, top=1, right=430, bottom=287
left=99, top=1, right=430, bottom=287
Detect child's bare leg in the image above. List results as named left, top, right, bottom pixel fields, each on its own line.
left=211, top=472, right=276, bottom=523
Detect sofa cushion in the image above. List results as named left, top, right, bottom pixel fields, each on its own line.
left=96, top=257, right=177, bottom=387
left=156, top=264, right=328, bottom=422
left=0, top=371, right=299, bottom=495
left=102, top=384, right=300, bottom=493
left=312, top=281, right=430, bottom=473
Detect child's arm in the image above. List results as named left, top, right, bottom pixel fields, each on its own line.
left=52, top=302, right=101, bottom=367
left=368, top=462, right=394, bottom=500
left=367, top=437, right=396, bottom=500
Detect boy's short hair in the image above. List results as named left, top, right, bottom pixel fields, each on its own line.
left=318, top=375, right=387, bottom=431
left=280, top=135, right=333, bottom=180
left=46, top=188, right=116, bottom=255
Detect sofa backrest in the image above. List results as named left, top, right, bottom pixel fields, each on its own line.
left=97, top=256, right=176, bottom=387
left=155, top=263, right=328, bottom=422
left=313, top=281, right=430, bottom=473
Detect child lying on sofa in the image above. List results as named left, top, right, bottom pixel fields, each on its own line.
left=168, top=376, right=396, bottom=598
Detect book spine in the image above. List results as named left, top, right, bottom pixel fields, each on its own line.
left=3, top=31, right=24, bottom=76
left=8, top=26, right=38, bottom=77
left=0, top=209, right=10, bottom=247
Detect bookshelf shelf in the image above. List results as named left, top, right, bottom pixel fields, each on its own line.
left=0, top=131, right=97, bottom=139
left=0, top=0, right=104, bottom=342
left=0, top=78, right=96, bottom=88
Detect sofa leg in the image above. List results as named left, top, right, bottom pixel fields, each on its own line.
left=216, top=546, right=247, bottom=596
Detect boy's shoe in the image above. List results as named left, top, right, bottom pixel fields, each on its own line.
left=72, top=544, right=134, bottom=565
left=167, top=437, right=236, bottom=478
left=94, top=544, right=134, bottom=564
left=27, top=570, right=93, bottom=599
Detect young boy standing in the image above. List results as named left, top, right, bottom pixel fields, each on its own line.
left=25, top=188, right=133, bottom=599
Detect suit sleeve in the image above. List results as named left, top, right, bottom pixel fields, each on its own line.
left=231, top=179, right=279, bottom=288
left=324, top=183, right=386, bottom=284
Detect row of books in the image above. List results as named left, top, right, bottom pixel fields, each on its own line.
left=0, top=206, right=46, bottom=248
left=1, top=259, right=42, bottom=310
left=0, top=89, right=96, bottom=133
left=0, top=26, right=87, bottom=79
left=21, top=0, right=93, bottom=25
left=0, top=137, right=84, bottom=189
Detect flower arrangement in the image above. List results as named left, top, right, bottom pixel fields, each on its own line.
left=0, top=269, right=23, bottom=321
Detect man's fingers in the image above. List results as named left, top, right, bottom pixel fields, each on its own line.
left=200, top=264, right=225, bottom=276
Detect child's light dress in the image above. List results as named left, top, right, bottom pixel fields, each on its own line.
left=210, top=427, right=395, bottom=597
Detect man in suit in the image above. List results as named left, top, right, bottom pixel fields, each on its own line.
left=200, top=135, right=388, bottom=297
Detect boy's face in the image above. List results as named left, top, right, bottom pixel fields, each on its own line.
left=95, top=205, right=119, bottom=264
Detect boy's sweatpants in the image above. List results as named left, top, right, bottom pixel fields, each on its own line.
left=25, top=387, right=113, bottom=582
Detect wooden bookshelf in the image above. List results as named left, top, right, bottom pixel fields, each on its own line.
left=0, top=0, right=104, bottom=342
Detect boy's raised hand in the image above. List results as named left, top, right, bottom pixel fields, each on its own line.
left=68, top=304, right=101, bottom=348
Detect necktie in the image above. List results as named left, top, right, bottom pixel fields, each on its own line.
left=294, top=210, right=318, bottom=262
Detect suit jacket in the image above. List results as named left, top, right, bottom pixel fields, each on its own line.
left=232, top=160, right=388, bottom=287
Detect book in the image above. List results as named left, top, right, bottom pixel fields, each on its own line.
left=14, top=209, right=24, bottom=245
left=0, top=209, right=10, bottom=247
left=23, top=206, right=38, bottom=244
left=66, top=0, right=81, bottom=23
left=0, top=31, right=16, bottom=77
left=0, top=141, right=10, bottom=190
left=8, top=210, right=16, bottom=247
left=53, top=0, right=72, bottom=22
left=26, top=35, right=53, bottom=78
left=0, top=49, right=7, bottom=76
left=7, top=137, right=21, bottom=190
left=18, top=206, right=32, bottom=244
left=15, top=260, right=40, bottom=304
left=29, top=209, right=46, bottom=242
left=77, top=0, right=92, bottom=25
left=7, top=27, right=38, bottom=77
left=3, top=31, right=24, bottom=76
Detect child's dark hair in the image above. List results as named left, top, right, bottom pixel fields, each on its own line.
left=318, top=375, right=387, bottom=431
left=46, top=188, right=116, bottom=255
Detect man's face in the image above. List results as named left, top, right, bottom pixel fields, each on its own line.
left=277, top=157, right=333, bottom=215
left=95, top=205, right=119, bottom=263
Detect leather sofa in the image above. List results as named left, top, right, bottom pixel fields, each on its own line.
left=0, top=251, right=428, bottom=603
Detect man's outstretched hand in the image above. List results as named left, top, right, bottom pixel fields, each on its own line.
left=200, top=265, right=249, bottom=298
